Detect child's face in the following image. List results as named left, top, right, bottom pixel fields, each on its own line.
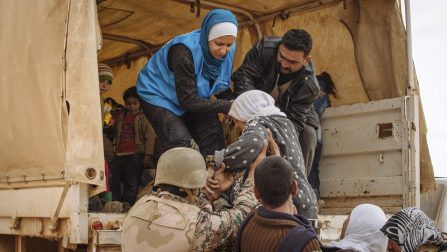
left=125, top=97, right=140, bottom=114
left=99, top=80, right=111, bottom=95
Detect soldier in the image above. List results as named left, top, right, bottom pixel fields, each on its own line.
left=121, top=146, right=264, bottom=251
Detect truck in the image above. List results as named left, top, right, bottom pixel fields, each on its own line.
left=0, top=0, right=443, bottom=251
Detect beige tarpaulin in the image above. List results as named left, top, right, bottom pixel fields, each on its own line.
left=64, top=1, right=106, bottom=187
left=0, top=1, right=68, bottom=186
left=96, top=0, right=434, bottom=192
left=0, top=0, right=105, bottom=188
left=0, top=0, right=433, bottom=192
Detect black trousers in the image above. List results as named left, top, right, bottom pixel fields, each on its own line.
left=307, top=142, right=322, bottom=199
left=109, top=153, right=144, bottom=205
left=141, top=100, right=224, bottom=162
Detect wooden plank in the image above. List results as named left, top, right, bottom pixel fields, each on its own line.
left=323, top=109, right=402, bottom=128
left=322, top=97, right=402, bottom=118
left=321, top=120, right=402, bottom=155
left=320, top=176, right=404, bottom=198
left=0, top=218, right=70, bottom=239
left=320, top=150, right=402, bottom=180
left=321, top=195, right=402, bottom=210
left=319, top=207, right=402, bottom=215
left=0, top=187, right=75, bottom=218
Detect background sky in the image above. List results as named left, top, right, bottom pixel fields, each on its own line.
left=410, top=0, right=447, bottom=177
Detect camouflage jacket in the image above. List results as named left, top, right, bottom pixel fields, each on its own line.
left=193, top=178, right=258, bottom=251
left=121, top=179, right=258, bottom=252
left=121, top=192, right=201, bottom=252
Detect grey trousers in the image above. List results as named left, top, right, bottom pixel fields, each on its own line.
left=299, top=124, right=317, bottom=176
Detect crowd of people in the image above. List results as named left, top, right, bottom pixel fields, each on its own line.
left=94, top=8, right=446, bottom=252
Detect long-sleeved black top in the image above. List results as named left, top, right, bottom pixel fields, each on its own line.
left=167, top=44, right=234, bottom=114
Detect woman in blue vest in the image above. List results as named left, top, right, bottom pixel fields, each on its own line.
left=136, top=9, right=238, bottom=161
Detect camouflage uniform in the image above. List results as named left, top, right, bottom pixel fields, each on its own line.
left=121, top=178, right=258, bottom=252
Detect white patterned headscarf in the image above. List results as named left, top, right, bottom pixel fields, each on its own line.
left=381, top=207, right=447, bottom=252
left=228, top=90, right=285, bottom=122
left=326, top=204, right=388, bottom=252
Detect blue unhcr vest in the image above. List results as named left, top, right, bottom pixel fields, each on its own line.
left=136, top=29, right=235, bottom=116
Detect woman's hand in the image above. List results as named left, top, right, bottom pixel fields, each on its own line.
left=266, top=129, right=280, bottom=157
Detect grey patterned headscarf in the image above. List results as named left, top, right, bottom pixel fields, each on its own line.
left=380, top=208, right=447, bottom=252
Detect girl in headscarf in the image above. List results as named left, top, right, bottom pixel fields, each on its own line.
left=210, top=90, right=318, bottom=220
left=326, top=204, right=388, bottom=252
left=381, top=207, right=447, bottom=252
left=137, top=9, right=238, bottom=161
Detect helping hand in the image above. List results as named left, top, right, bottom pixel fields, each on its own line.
left=204, top=163, right=243, bottom=202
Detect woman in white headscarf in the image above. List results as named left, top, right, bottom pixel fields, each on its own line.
left=208, top=90, right=318, bottom=220
left=326, top=203, right=388, bottom=252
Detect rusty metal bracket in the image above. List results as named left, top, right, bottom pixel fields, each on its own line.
left=49, top=182, right=71, bottom=232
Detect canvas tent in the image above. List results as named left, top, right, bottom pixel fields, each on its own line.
left=0, top=1, right=438, bottom=249
left=0, top=0, right=434, bottom=194
left=0, top=1, right=104, bottom=188
left=97, top=0, right=435, bottom=192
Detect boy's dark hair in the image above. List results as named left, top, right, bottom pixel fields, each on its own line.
left=123, top=86, right=139, bottom=101
left=281, top=29, right=313, bottom=57
left=254, top=156, right=295, bottom=208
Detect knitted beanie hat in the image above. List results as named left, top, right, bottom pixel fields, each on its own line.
left=98, top=63, right=113, bottom=83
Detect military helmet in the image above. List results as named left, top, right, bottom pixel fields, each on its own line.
left=154, top=147, right=207, bottom=189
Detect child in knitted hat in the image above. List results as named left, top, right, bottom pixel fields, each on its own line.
left=98, top=63, right=113, bottom=95
left=98, top=63, right=116, bottom=191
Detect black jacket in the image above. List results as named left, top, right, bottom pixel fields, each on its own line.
left=231, top=36, right=320, bottom=132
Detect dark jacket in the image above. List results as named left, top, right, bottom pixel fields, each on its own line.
left=231, top=36, right=320, bottom=132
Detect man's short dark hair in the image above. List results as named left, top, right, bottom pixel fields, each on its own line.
left=254, top=156, right=295, bottom=208
left=281, top=29, right=312, bottom=56
left=123, top=86, right=139, bottom=101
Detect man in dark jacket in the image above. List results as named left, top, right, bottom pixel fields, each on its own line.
left=232, top=29, right=320, bottom=175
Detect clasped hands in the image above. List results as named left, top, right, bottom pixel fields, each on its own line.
left=204, top=129, right=280, bottom=202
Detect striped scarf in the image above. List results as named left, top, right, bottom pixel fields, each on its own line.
left=380, top=208, right=447, bottom=252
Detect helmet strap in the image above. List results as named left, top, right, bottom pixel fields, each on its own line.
left=183, top=188, right=198, bottom=204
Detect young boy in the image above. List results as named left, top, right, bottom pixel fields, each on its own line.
left=110, top=86, right=156, bottom=205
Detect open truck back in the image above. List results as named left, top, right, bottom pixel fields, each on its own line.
left=0, top=0, right=438, bottom=250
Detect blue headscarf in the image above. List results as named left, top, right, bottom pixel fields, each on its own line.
left=200, top=9, right=238, bottom=80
